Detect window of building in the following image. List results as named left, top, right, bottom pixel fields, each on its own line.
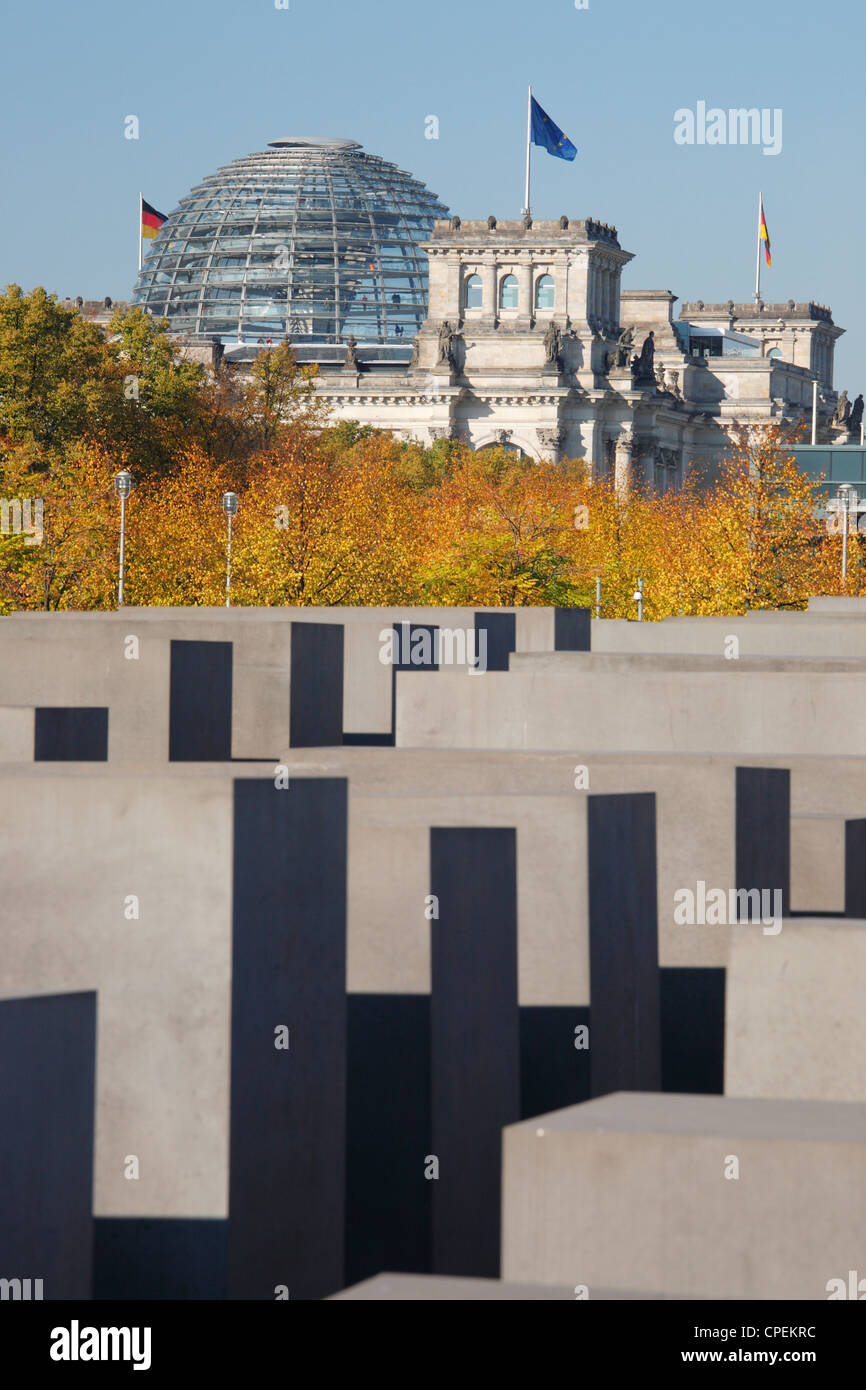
left=500, top=275, right=518, bottom=310
left=464, top=274, right=482, bottom=309
left=535, top=274, right=554, bottom=310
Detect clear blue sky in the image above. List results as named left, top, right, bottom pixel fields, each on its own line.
left=2, top=0, right=863, bottom=388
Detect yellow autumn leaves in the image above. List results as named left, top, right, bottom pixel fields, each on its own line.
left=0, top=418, right=857, bottom=615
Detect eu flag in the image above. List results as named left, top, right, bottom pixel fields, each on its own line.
left=531, top=96, right=577, bottom=161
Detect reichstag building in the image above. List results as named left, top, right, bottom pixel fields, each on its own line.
left=128, top=136, right=852, bottom=485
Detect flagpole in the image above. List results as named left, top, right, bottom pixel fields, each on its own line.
left=754, top=191, right=762, bottom=303
left=138, top=192, right=143, bottom=273
left=523, top=85, right=532, bottom=216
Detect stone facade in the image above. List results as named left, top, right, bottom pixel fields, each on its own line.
left=306, top=218, right=847, bottom=487
left=90, top=216, right=848, bottom=489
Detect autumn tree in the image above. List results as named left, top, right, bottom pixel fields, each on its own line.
left=419, top=447, right=591, bottom=606
left=677, top=424, right=825, bottom=613
left=0, top=438, right=117, bottom=611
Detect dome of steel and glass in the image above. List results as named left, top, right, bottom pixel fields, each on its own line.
left=131, top=138, right=449, bottom=360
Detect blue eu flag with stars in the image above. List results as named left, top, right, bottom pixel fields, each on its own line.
left=531, top=96, right=577, bottom=161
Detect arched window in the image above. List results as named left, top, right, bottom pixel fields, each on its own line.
left=499, top=275, right=518, bottom=310
left=535, top=274, right=555, bottom=310
left=464, top=274, right=482, bottom=310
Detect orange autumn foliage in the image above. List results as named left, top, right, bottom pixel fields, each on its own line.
left=3, top=418, right=862, bottom=615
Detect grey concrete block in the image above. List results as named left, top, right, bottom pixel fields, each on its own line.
left=0, top=707, right=34, bottom=761
left=725, top=919, right=866, bottom=1102
left=330, top=1273, right=632, bottom=1299
left=502, top=1092, right=866, bottom=1298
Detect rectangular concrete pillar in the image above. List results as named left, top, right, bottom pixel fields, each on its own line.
left=0, top=991, right=96, bottom=1300
left=587, top=793, right=661, bottom=1096
left=502, top=1092, right=866, bottom=1299
left=227, top=777, right=348, bottom=1300
left=725, top=918, right=866, bottom=1102
left=519, top=1006, right=591, bottom=1119
left=345, top=623, right=438, bottom=747
left=290, top=622, right=344, bottom=748
left=169, top=640, right=232, bottom=761
left=430, top=828, right=519, bottom=1277
left=345, top=995, right=431, bottom=1286
left=554, top=607, right=591, bottom=651
left=93, top=1219, right=226, bottom=1299
left=844, top=819, right=866, bottom=917
left=474, top=612, right=515, bottom=672
left=736, top=767, right=790, bottom=916
left=660, top=967, right=725, bottom=1094
left=34, top=708, right=108, bottom=761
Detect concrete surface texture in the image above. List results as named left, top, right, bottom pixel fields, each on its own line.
left=501, top=1092, right=866, bottom=1299
left=328, top=1273, right=686, bottom=1299
left=396, top=667, right=866, bottom=756
left=725, top=919, right=866, bottom=1102
left=3, top=599, right=866, bottom=1299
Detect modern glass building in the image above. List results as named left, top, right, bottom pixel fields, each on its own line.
left=793, top=445, right=866, bottom=510
left=130, top=138, right=448, bottom=361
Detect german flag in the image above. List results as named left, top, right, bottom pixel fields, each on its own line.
left=759, top=199, right=771, bottom=267
left=141, top=197, right=167, bottom=241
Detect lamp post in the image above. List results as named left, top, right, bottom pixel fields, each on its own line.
left=113, top=470, right=133, bottom=608
left=221, top=491, right=239, bottom=607
left=633, top=576, right=644, bottom=622
left=837, top=484, right=856, bottom=588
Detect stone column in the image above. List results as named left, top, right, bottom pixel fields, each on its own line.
left=611, top=268, right=622, bottom=332
left=481, top=259, right=497, bottom=327
left=614, top=430, right=634, bottom=497
left=444, top=256, right=461, bottom=322
left=536, top=426, right=565, bottom=463
left=517, top=261, right=532, bottom=316
left=584, top=419, right=603, bottom=479
left=586, top=264, right=600, bottom=321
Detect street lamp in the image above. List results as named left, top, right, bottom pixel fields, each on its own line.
left=113, top=470, right=133, bottom=608
left=837, top=484, right=857, bottom=588
left=633, top=576, right=644, bottom=622
left=221, top=491, right=239, bottom=607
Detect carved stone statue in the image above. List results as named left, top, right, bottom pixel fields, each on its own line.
left=631, top=331, right=655, bottom=385
left=344, top=335, right=360, bottom=371
left=833, top=390, right=850, bottom=426
left=850, top=394, right=864, bottom=433
left=543, top=320, right=562, bottom=368
left=487, top=215, right=497, bottom=230
left=666, top=370, right=681, bottom=400
left=408, top=335, right=421, bottom=369
left=605, top=326, right=634, bottom=372
left=638, top=331, right=655, bottom=372
left=437, top=320, right=457, bottom=368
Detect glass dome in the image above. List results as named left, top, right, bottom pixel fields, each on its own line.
left=131, top=138, right=449, bottom=358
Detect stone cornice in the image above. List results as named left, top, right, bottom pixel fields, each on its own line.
left=682, top=299, right=837, bottom=325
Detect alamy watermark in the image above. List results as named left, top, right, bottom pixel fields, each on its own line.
left=0, top=1276, right=43, bottom=1300
left=674, top=103, right=782, bottom=157
left=50, top=1321, right=151, bottom=1371
left=0, top=497, right=43, bottom=544
left=379, top=622, right=488, bottom=674
left=674, top=881, right=783, bottom=935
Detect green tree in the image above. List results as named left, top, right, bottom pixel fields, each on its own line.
left=0, top=285, right=119, bottom=456
left=108, top=305, right=205, bottom=422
